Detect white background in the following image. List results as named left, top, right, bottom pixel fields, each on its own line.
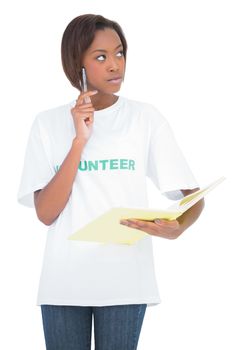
left=1, top=0, right=232, bottom=349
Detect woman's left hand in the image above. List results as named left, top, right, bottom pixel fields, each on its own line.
left=120, top=218, right=182, bottom=240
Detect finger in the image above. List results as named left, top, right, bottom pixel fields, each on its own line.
left=77, top=90, right=98, bottom=105
left=128, top=219, right=146, bottom=227
left=76, top=107, right=95, bottom=113
left=80, top=113, right=93, bottom=120
left=84, top=114, right=94, bottom=122
left=71, top=108, right=95, bottom=118
left=154, top=219, right=177, bottom=225
left=77, top=105, right=95, bottom=111
left=77, top=103, right=93, bottom=108
left=85, top=116, right=95, bottom=126
left=80, top=90, right=98, bottom=98
left=86, top=116, right=94, bottom=125
left=120, top=219, right=164, bottom=237
left=121, top=219, right=146, bottom=229
left=84, top=96, right=92, bottom=104
left=131, top=220, right=160, bottom=231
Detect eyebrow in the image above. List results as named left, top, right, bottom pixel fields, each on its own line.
left=91, top=43, right=123, bottom=54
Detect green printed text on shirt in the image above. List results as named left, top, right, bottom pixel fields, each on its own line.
left=54, top=158, right=136, bottom=173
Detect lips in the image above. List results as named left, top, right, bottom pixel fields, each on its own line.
left=107, top=76, right=122, bottom=85
left=107, top=76, right=122, bottom=81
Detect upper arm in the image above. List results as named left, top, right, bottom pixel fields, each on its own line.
left=180, top=188, right=199, bottom=196
left=34, top=189, right=41, bottom=209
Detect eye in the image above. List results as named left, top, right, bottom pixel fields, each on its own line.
left=96, top=54, right=106, bottom=61
left=96, top=50, right=124, bottom=62
left=116, top=50, right=124, bottom=57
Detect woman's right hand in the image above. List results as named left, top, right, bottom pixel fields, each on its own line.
left=71, top=90, right=98, bottom=144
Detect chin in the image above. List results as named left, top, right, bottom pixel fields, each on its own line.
left=97, top=88, right=121, bottom=95
left=107, top=85, right=122, bottom=93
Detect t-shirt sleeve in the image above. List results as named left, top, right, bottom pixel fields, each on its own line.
left=17, top=115, right=55, bottom=208
left=146, top=109, right=199, bottom=200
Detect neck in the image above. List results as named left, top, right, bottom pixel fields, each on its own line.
left=90, top=93, right=118, bottom=111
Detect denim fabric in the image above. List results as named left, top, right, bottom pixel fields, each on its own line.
left=41, top=303, right=147, bottom=350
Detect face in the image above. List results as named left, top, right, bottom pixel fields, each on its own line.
left=82, top=28, right=126, bottom=94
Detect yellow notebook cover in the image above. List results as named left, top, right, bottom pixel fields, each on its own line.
left=68, top=177, right=225, bottom=245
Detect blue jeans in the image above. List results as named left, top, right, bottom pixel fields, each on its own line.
left=41, top=303, right=147, bottom=350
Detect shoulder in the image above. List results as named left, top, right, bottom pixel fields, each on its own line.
left=121, top=96, right=168, bottom=128
left=31, top=101, right=73, bottom=134
left=35, top=101, right=73, bottom=124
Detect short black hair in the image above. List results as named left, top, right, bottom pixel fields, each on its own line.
left=61, top=14, right=127, bottom=91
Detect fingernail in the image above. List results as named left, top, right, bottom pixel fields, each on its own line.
left=120, top=220, right=128, bottom=225
left=92, top=90, right=98, bottom=93
left=155, top=219, right=161, bottom=224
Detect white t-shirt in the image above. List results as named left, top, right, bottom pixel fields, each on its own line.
left=17, top=95, right=198, bottom=307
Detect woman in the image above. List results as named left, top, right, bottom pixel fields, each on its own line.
left=17, top=14, right=204, bottom=350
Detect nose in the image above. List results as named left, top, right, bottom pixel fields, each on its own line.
left=107, top=56, right=119, bottom=72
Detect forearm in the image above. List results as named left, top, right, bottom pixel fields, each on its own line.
left=35, top=138, right=85, bottom=225
left=177, top=198, right=205, bottom=235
